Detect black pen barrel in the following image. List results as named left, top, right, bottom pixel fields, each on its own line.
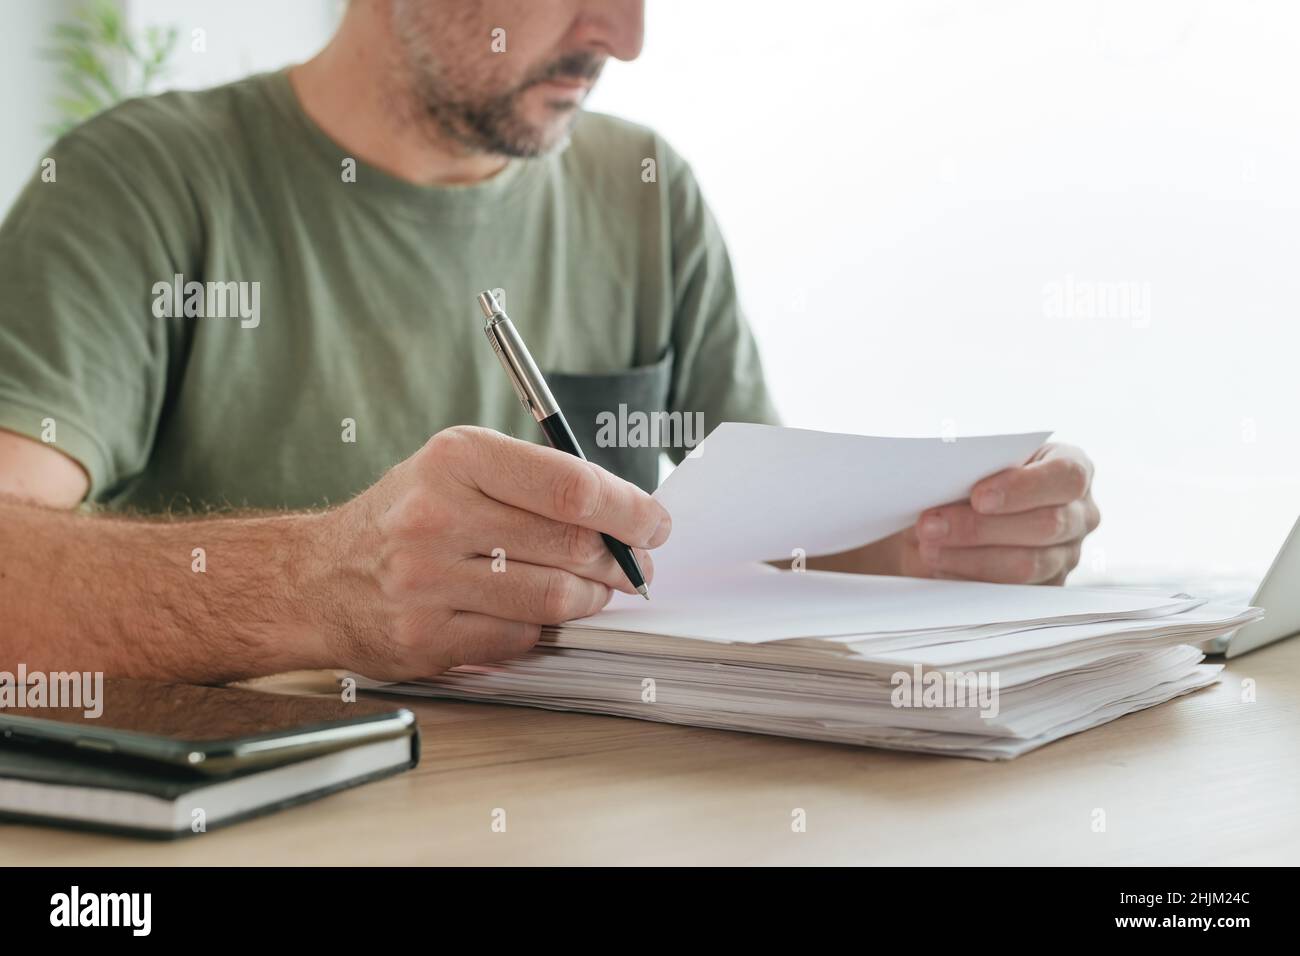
left=538, top=411, right=648, bottom=592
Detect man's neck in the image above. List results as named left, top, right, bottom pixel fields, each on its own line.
left=288, top=9, right=508, bottom=187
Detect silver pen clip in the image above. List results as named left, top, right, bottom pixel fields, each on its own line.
left=484, top=321, right=534, bottom=412
left=477, top=290, right=559, bottom=421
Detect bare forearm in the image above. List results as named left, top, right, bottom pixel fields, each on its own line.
left=0, top=499, right=333, bottom=683
left=806, top=535, right=904, bottom=575
left=0, top=424, right=683, bottom=685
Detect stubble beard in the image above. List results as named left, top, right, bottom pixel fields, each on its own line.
left=389, top=5, right=603, bottom=158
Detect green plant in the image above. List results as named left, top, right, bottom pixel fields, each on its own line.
left=45, top=0, right=179, bottom=135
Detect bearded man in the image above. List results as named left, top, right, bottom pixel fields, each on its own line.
left=0, top=1, right=1100, bottom=683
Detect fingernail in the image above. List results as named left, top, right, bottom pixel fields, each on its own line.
left=639, top=549, right=655, bottom=584
left=918, top=515, right=949, bottom=540
left=975, top=489, right=1005, bottom=513
left=648, top=515, right=672, bottom=548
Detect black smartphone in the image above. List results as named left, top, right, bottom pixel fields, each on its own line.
left=0, top=678, right=414, bottom=775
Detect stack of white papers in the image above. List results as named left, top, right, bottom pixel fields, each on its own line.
left=365, top=425, right=1260, bottom=760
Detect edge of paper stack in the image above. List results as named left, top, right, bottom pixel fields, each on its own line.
left=360, top=568, right=1258, bottom=760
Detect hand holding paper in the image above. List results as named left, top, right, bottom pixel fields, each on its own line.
left=909, top=442, right=1101, bottom=585
left=649, top=422, right=1051, bottom=583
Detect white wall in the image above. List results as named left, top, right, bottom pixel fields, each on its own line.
left=123, top=0, right=340, bottom=89
left=0, top=0, right=80, bottom=214
left=588, top=0, right=1300, bottom=583
left=0, top=0, right=339, bottom=216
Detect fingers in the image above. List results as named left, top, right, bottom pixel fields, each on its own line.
left=917, top=499, right=1099, bottom=550
left=436, top=612, right=542, bottom=670
left=464, top=499, right=655, bottom=595
left=970, top=443, right=1094, bottom=515
left=449, top=557, right=615, bottom=625
left=912, top=457, right=1100, bottom=584
left=927, top=542, right=1081, bottom=585
left=428, top=426, right=672, bottom=549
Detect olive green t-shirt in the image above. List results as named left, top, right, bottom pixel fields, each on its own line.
left=0, top=70, right=778, bottom=510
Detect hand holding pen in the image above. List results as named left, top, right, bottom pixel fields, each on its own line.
left=478, top=289, right=654, bottom=599
left=285, top=294, right=668, bottom=683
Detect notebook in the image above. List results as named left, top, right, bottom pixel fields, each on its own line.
left=0, top=683, right=419, bottom=837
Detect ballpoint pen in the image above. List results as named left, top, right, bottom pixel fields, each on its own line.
left=477, top=289, right=650, bottom=600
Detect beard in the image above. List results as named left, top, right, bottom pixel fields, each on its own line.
left=391, top=4, right=604, bottom=157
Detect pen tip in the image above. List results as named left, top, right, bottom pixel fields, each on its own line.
left=637, top=584, right=650, bottom=601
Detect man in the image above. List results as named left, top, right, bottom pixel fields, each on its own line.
left=0, top=0, right=1099, bottom=684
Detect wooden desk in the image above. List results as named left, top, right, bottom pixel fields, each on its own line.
left=3, top=639, right=1297, bottom=865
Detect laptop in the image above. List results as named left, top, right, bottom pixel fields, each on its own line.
left=1205, top=516, right=1300, bottom=658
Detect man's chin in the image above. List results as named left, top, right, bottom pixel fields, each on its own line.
left=518, top=89, right=585, bottom=140
left=507, top=110, right=581, bottom=157
left=453, top=87, right=586, bottom=158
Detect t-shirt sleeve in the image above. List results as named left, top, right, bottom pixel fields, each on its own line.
left=660, top=140, right=781, bottom=463
left=0, top=122, right=188, bottom=500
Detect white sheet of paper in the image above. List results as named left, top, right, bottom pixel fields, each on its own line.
left=577, top=566, right=1194, bottom=643
left=855, top=603, right=1261, bottom=667
left=652, top=423, right=1051, bottom=574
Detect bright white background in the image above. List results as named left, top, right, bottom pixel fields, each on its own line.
left=591, top=0, right=1300, bottom=585
left=4, top=0, right=1297, bottom=584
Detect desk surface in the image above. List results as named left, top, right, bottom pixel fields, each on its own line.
left=3, top=639, right=1297, bottom=866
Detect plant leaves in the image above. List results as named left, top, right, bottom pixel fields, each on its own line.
left=46, top=0, right=178, bottom=129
